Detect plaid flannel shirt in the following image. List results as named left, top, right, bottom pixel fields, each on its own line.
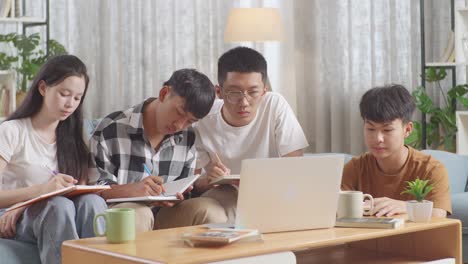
left=89, top=98, right=196, bottom=185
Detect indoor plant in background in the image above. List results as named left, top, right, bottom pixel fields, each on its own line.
left=0, top=32, right=67, bottom=106
left=405, top=68, right=468, bottom=152
left=401, top=178, right=435, bottom=222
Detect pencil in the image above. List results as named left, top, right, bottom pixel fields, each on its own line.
left=213, top=152, right=222, bottom=164
left=212, top=153, right=230, bottom=175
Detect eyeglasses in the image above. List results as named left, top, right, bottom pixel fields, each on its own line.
left=223, top=90, right=262, bottom=104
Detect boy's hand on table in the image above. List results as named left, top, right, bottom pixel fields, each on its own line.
left=373, top=197, right=406, bottom=217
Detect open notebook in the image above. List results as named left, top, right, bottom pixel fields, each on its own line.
left=209, top=174, right=240, bottom=186
left=6, top=185, right=111, bottom=212
left=106, top=174, right=200, bottom=203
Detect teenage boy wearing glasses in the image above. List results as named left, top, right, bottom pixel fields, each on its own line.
left=192, top=46, right=309, bottom=223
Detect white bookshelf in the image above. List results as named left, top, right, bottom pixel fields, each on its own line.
left=0, top=0, right=46, bottom=23
left=455, top=1, right=468, bottom=155
left=456, top=2, right=468, bottom=84
left=0, top=17, right=46, bottom=23
left=425, top=62, right=458, bottom=67
left=0, top=0, right=48, bottom=118
left=456, top=111, right=468, bottom=154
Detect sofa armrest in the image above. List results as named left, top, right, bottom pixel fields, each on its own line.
left=450, top=192, right=468, bottom=234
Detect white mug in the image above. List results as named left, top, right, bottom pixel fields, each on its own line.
left=337, top=191, right=374, bottom=218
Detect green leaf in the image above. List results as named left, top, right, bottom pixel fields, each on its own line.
left=425, top=68, right=447, bottom=82
left=443, top=136, right=456, bottom=153
left=459, top=97, right=468, bottom=109
left=401, top=178, right=434, bottom=202
left=448, top=85, right=468, bottom=101
left=412, top=87, right=437, bottom=113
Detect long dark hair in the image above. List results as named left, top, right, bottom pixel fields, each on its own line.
left=8, top=55, right=91, bottom=183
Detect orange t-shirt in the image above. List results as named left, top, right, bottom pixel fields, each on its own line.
left=341, top=146, right=452, bottom=214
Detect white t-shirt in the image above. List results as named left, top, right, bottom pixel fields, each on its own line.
left=194, top=92, right=309, bottom=174
left=0, top=118, right=57, bottom=190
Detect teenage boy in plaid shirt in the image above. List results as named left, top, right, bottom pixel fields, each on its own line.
left=90, top=69, right=227, bottom=232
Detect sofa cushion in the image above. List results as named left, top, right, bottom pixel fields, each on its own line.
left=450, top=192, right=468, bottom=235
left=421, top=150, right=468, bottom=194
left=0, top=238, right=40, bottom=264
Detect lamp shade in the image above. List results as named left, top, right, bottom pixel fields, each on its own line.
left=224, top=8, right=283, bottom=42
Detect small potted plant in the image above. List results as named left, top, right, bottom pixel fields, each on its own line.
left=401, top=178, right=435, bottom=222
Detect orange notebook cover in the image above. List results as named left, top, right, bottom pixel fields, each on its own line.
left=6, top=185, right=110, bottom=212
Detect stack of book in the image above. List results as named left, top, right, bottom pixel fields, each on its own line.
left=335, top=217, right=405, bottom=229
left=182, top=228, right=261, bottom=247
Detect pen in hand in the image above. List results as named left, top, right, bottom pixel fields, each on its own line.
left=43, top=165, right=77, bottom=188
left=44, top=165, right=58, bottom=176
left=143, top=163, right=152, bottom=176
left=142, top=163, right=166, bottom=196
left=213, top=153, right=230, bottom=175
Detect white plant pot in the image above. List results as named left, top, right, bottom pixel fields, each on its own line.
left=406, top=200, right=433, bottom=223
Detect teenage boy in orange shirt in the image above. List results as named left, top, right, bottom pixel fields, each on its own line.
left=341, top=84, right=451, bottom=217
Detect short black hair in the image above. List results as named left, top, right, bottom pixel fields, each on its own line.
left=359, top=84, right=415, bottom=123
left=163, top=69, right=215, bottom=119
left=217, top=46, right=267, bottom=86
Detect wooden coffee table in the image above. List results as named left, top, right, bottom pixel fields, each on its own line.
left=62, top=218, right=462, bottom=264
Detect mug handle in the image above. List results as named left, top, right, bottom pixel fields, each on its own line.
left=93, top=213, right=107, bottom=237
left=363, top=194, right=374, bottom=216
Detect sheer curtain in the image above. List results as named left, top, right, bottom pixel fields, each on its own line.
left=48, top=0, right=236, bottom=118
left=292, top=0, right=450, bottom=155
left=292, top=0, right=422, bottom=155
left=0, top=0, right=451, bottom=154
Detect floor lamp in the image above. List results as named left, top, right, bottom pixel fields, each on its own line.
left=223, top=8, right=284, bottom=91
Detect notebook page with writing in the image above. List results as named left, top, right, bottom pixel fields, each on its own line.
left=106, top=174, right=200, bottom=203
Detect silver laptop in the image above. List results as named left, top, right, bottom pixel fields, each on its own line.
left=235, top=155, right=344, bottom=233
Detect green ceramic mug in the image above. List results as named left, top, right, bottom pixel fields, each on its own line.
left=93, top=208, right=136, bottom=243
